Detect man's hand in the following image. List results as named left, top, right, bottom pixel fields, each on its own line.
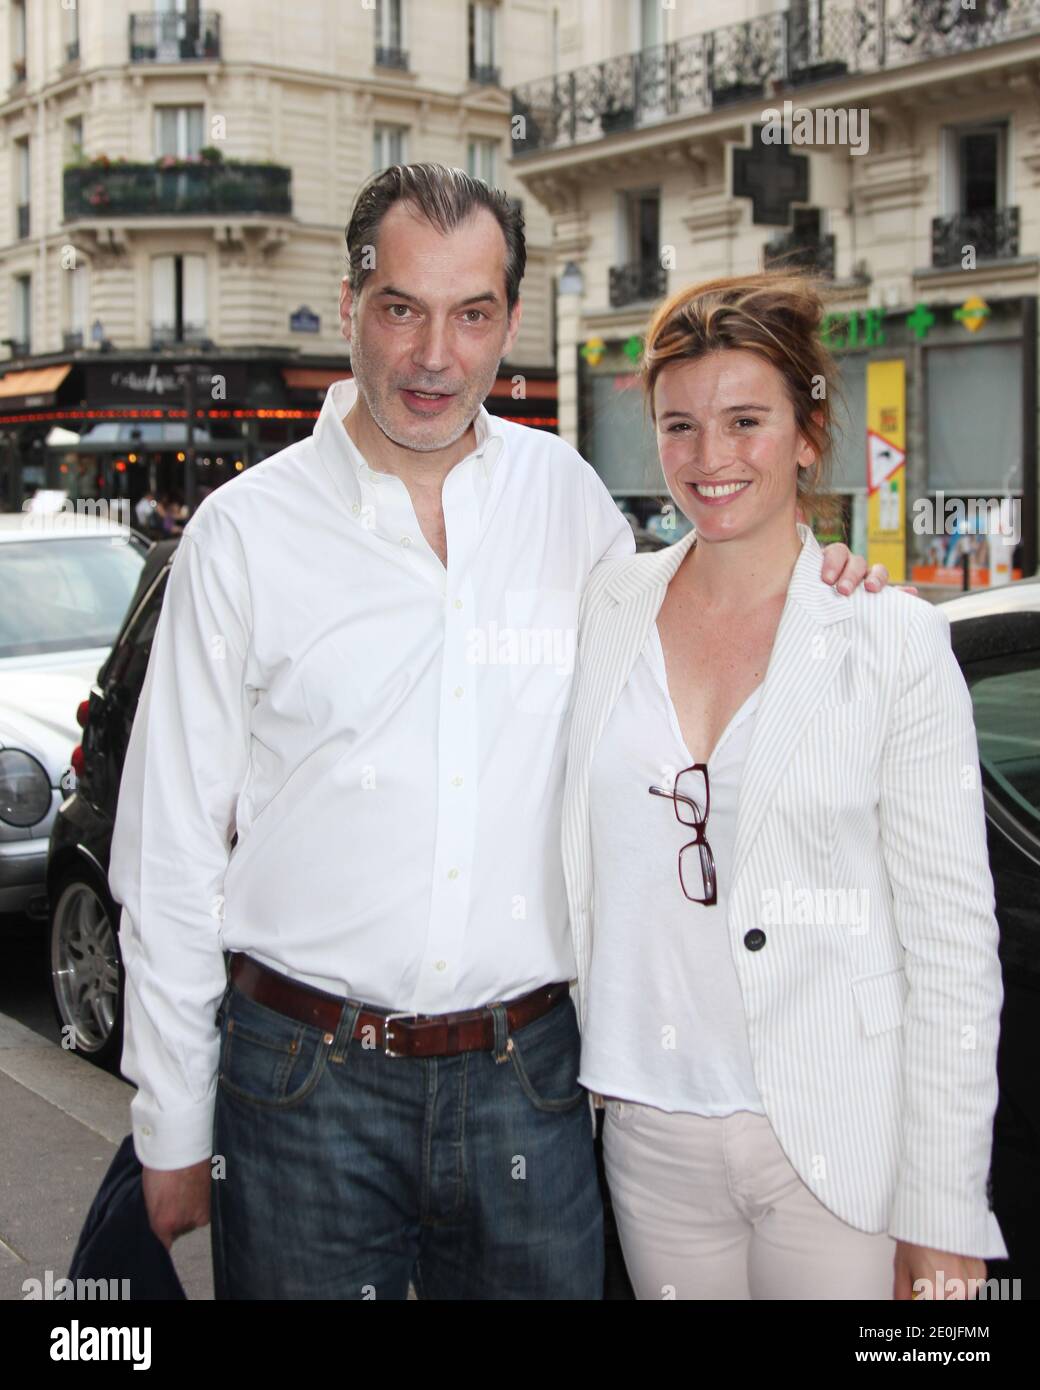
left=142, top=1159, right=212, bottom=1251
left=893, top=1241, right=986, bottom=1300
left=820, top=542, right=888, bottom=595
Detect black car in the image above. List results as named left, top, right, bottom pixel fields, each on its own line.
left=945, top=576, right=1040, bottom=1293
left=47, top=539, right=180, bottom=1070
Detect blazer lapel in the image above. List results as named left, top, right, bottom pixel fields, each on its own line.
left=730, top=527, right=853, bottom=884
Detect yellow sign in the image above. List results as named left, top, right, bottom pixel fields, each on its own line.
left=866, top=359, right=906, bottom=582
left=954, top=295, right=990, bottom=333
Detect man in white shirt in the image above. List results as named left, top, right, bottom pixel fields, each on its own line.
left=108, top=163, right=882, bottom=1299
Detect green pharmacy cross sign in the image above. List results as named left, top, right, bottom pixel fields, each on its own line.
left=906, top=303, right=935, bottom=340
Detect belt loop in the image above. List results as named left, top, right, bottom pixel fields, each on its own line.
left=490, top=1002, right=511, bottom=1064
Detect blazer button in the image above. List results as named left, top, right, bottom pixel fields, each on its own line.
left=744, top=928, right=767, bottom=952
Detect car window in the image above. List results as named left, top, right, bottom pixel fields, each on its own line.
left=107, top=570, right=169, bottom=700
left=968, top=658, right=1040, bottom=833
left=0, top=538, right=146, bottom=658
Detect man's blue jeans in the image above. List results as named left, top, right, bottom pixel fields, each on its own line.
left=210, top=976, right=605, bottom=1299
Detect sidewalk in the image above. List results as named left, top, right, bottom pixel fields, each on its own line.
left=0, top=1010, right=212, bottom=1301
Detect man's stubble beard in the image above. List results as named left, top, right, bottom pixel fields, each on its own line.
left=349, top=320, right=502, bottom=455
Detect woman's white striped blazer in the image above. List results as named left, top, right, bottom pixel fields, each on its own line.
left=562, top=522, right=1008, bottom=1257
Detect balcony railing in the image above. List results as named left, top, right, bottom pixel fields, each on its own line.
left=65, top=40, right=80, bottom=64
left=375, top=45, right=409, bottom=69
left=764, top=229, right=836, bottom=276
left=63, top=330, right=84, bottom=351
left=6, top=339, right=29, bottom=358
left=512, top=0, right=1040, bottom=154
left=150, top=322, right=209, bottom=350
left=932, top=207, right=1020, bottom=266
left=129, top=11, right=221, bottom=63
left=609, top=260, right=668, bottom=309
left=64, top=162, right=292, bottom=220
left=16, top=204, right=30, bottom=239
left=470, top=61, right=501, bottom=86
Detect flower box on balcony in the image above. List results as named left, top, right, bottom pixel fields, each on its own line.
left=601, top=106, right=635, bottom=134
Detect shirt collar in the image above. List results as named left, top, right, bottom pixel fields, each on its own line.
left=313, top=376, right=504, bottom=514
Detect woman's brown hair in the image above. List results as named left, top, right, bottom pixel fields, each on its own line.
left=639, top=270, right=844, bottom=531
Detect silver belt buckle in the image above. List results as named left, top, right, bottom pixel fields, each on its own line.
left=383, top=1011, right=419, bottom=1058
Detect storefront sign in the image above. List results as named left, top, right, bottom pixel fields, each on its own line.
left=866, top=359, right=906, bottom=581
left=85, top=361, right=247, bottom=405
left=821, top=307, right=885, bottom=350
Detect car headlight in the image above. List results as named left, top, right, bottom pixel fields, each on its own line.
left=0, top=749, right=53, bottom=828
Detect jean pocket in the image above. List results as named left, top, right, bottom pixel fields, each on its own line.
left=218, top=988, right=333, bottom=1108
left=506, top=1000, right=585, bottom=1113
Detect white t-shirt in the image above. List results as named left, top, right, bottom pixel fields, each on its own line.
left=577, top=622, right=766, bottom=1116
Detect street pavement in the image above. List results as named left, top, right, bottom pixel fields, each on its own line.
left=0, top=1007, right=213, bottom=1302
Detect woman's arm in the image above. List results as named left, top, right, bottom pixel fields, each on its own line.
left=877, top=598, right=1007, bottom=1264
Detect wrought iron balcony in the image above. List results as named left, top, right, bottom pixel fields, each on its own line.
left=511, top=0, right=1040, bottom=154
left=931, top=207, right=1020, bottom=266
left=11, top=59, right=26, bottom=88
left=64, top=162, right=292, bottom=220
left=65, top=40, right=80, bottom=64
left=16, top=204, right=29, bottom=239
left=6, top=340, right=29, bottom=358
left=470, top=62, right=501, bottom=86
left=375, top=45, right=409, bottom=69
left=764, top=229, right=836, bottom=276
left=609, top=260, right=668, bottom=309
left=63, top=330, right=84, bottom=351
left=129, top=10, right=221, bottom=63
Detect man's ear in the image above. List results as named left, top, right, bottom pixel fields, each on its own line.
left=339, top=276, right=354, bottom=341
left=502, top=296, right=522, bottom=357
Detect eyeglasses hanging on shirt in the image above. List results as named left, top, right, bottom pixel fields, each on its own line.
left=648, top=763, right=718, bottom=906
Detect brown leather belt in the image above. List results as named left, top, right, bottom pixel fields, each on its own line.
left=227, top=952, right=570, bottom=1059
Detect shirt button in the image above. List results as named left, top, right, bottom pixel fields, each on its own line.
left=351, top=503, right=360, bottom=515
left=454, top=598, right=463, bottom=609
left=435, top=960, right=447, bottom=972
left=141, top=1125, right=152, bottom=1136
left=448, top=868, right=459, bottom=880
left=451, top=775, right=463, bottom=787
left=453, top=686, right=463, bottom=698
left=744, top=929, right=767, bottom=952
left=400, top=536, right=411, bottom=547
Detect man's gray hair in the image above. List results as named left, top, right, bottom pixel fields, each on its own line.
left=344, top=163, right=526, bottom=313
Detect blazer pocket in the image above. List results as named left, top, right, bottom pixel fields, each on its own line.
left=810, top=697, right=873, bottom=734
left=851, top=965, right=908, bottom=1038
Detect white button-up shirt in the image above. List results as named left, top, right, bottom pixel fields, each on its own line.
left=109, top=377, right=634, bottom=1168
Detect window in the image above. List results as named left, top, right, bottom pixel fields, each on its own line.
left=15, top=138, right=30, bottom=239
left=66, top=262, right=89, bottom=350
left=375, top=0, right=407, bottom=67
left=926, top=342, right=1023, bottom=493
left=12, top=274, right=31, bottom=354
left=469, top=3, right=498, bottom=84
left=467, top=138, right=497, bottom=185
left=63, top=0, right=80, bottom=62
left=373, top=124, right=406, bottom=171
left=829, top=353, right=868, bottom=491
left=969, top=660, right=1040, bottom=835
left=65, top=116, right=84, bottom=163
left=154, top=105, right=205, bottom=159
left=610, top=189, right=664, bottom=306
left=638, top=0, right=663, bottom=51
left=151, top=254, right=207, bottom=345
left=12, top=0, right=26, bottom=85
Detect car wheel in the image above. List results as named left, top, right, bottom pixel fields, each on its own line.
left=48, top=866, right=124, bottom=1073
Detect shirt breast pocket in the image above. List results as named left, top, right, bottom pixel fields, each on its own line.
left=503, top=587, right=579, bottom=717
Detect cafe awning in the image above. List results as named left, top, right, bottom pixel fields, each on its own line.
left=0, top=363, right=72, bottom=409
